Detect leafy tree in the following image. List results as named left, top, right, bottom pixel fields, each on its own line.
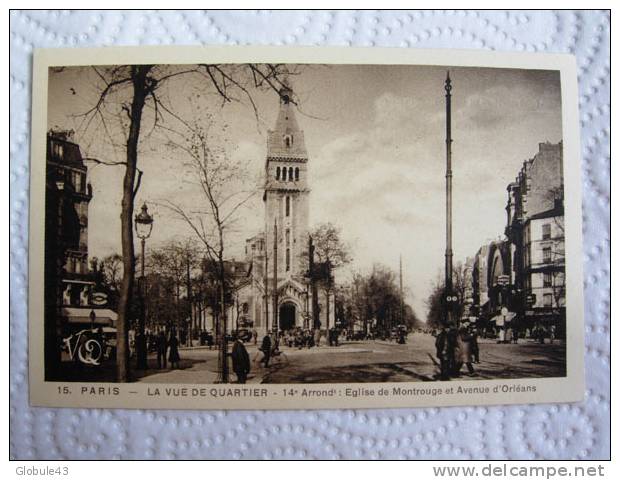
left=340, top=264, right=420, bottom=335
left=309, top=222, right=351, bottom=329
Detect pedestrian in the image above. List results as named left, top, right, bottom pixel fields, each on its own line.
left=252, top=328, right=258, bottom=346
left=231, top=334, right=251, bottom=384
left=549, top=325, right=556, bottom=344
left=538, top=325, right=546, bottom=344
left=469, top=324, right=480, bottom=363
left=454, top=325, right=475, bottom=375
left=259, top=332, right=272, bottom=368
left=157, top=329, right=168, bottom=369
left=314, top=328, right=321, bottom=347
left=435, top=327, right=451, bottom=380
left=446, top=325, right=459, bottom=375
left=512, top=327, right=519, bottom=344
left=168, top=329, right=180, bottom=369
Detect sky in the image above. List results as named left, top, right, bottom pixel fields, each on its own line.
left=47, top=63, right=562, bottom=320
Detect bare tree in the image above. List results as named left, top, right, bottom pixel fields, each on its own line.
left=162, top=121, right=257, bottom=383
left=70, top=63, right=292, bottom=381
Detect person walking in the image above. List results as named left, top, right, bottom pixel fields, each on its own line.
left=231, top=334, right=251, bottom=384
left=259, top=332, right=272, bottom=368
left=314, top=328, right=321, bottom=347
left=469, top=323, right=480, bottom=363
left=549, top=325, right=556, bottom=344
left=434, top=327, right=450, bottom=380
left=252, top=328, right=258, bottom=346
left=156, top=330, right=168, bottom=369
left=454, top=325, right=476, bottom=375
left=168, top=329, right=180, bottom=369
left=446, top=325, right=459, bottom=375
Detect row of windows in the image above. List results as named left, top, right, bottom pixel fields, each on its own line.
left=66, top=255, right=88, bottom=274
left=276, top=166, right=300, bottom=182
left=57, top=167, right=88, bottom=194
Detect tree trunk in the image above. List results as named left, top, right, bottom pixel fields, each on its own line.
left=116, top=66, right=151, bottom=382
left=325, top=287, right=330, bottom=330
left=186, top=255, right=192, bottom=346
left=218, top=254, right=229, bottom=382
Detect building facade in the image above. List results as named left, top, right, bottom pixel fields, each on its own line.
left=467, top=142, right=565, bottom=336
left=44, top=130, right=109, bottom=376
left=505, top=141, right=565, bottom=334
left=220, top=81, right=333, bottom=336
left=45, top=130, right=116, bottom=338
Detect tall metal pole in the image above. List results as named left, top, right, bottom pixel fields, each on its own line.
left=309, top=235, right=319, bottom=330
left=264, top=242, right=269, bottom=335
left=138, top=236, right=147, bottom=369
left=186, top=253, right=192, bottom=347
left=273, top=218, right=278, bottom=341
left=444, top=71, right=454, bottom=326
left=399, top=254, right=404, bottom=326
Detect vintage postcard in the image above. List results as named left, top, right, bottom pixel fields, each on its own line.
left=28, top=46, right=584, bottom=409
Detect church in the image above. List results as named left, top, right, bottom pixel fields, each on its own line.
left=232, top=79, right=335, bottom=336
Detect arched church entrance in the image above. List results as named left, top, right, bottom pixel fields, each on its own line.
left=279, top=302, right=296, bottom=331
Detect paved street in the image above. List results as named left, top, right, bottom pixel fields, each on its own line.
left=128, top=332, right=566, bottom=384
left=55, top=333, right=566, bottom=384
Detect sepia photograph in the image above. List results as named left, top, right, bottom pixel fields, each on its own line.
left=28, top=46, right=584, bottom=409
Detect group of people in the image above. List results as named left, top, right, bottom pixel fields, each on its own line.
left=153, top=329, right=181, bottom=370
left=228, top=330, right=282, bottom=384
left=281, top=328, right=320, bottom=349
left=434, top=323, right=480, bottom=380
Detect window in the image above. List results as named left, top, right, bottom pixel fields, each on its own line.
left=53, top=142, right=64, bottom=159
left=282, top=167, right=287, bottom=181
left=285, top=196, right=290, bottom=217
left=286, top=248, right=290, bottom=272
left=295, top=167, right=299, bottom=181
left=276, top=167, right=280, bottom=180
left=286, top=228, right=290, bottom=246
left=288, top=167, right=293, bottom=181
left=542, top=247, right=552, bottom=263
left=542, top=223, right=551, bottom=240
left=543, top=293, right=553, bottom=307
left=543, top=272, right=552, bottom=287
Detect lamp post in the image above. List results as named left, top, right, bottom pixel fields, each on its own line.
left=134, top=202, right=153, bottom=370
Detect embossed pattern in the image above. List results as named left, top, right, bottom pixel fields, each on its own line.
left=9, top=10, right=610, bottom=460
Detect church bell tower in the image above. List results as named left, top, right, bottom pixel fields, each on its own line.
left=264, top=79, right=310, bottom=281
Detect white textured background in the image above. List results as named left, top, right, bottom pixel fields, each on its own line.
left=9, top=10, right=610, bottom=460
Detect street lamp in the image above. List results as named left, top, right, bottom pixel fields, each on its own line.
left=135, top=202, right=154, bottom=370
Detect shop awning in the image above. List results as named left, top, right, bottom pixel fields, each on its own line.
left=61, top=307, right=117, bottom=326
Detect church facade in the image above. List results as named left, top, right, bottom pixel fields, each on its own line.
left=232, top=81, right=334, bottom=335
